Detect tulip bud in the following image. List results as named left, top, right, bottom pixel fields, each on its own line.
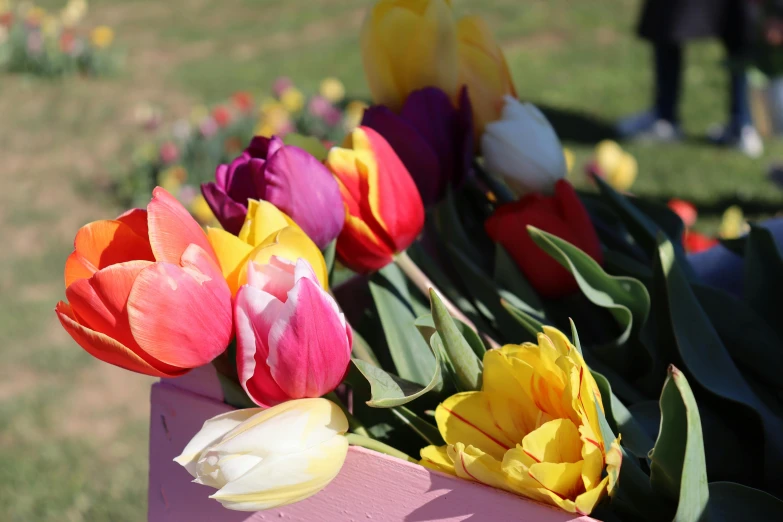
left=201, top=135, right=344, bottom=249
left=482, top=97, right=566, bottom=197
left=174, top=398, right=349, bottom=511
left=485, top=180, right=603, bottom=299
left=235, top=257, right=352, bottom=407
left=326, top=126, right=425, bottom=273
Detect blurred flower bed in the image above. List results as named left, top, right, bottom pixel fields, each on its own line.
left=115, top=77, right=367, bottom=225
left=0, top=0, right=121, bottom=77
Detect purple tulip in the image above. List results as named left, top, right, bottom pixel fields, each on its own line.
left=201, top=136, right=345, bottom=249
left=361, top=87, right=473, bottom=206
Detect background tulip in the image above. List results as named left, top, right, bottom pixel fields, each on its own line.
left=56, top=188, right=233, bottom=377
left=326, top=126, right=425, bottom=273
left=201, top=135, right=344, bottom=249
left=174, top=398, right=349, bottom=511
left=362, top=87, right=473, bottom=206
left=235, top=257, right=352, bottom=407
left=482, top=96, right=566, bottom=197
left=456, top=16, right=517, bottom=137
left=485, top=180, right=603, bottom=299
left=360, top=0, right=459, bottom=113
left=207, top=199, right=328, bottom=294
left=421, top=327, right=620, bottom=515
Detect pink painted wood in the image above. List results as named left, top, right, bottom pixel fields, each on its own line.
left=148, top=375, right=600, bottom=522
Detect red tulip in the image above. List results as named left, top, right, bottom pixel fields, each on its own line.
left=667, top=198, right=697, bottom=228
left=56, top=188, right=233, bottom=377
left=683, top=230, right=718, bottom=254
left=325, top=126, right=425, bottom=273
left=485, top=180, right=603, bottom=299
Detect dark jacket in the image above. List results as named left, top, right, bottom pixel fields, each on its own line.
left=638, top=0, right=752, bottom=52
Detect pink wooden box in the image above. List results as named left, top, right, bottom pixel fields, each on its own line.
left=148, top=366, right=599, bottom=522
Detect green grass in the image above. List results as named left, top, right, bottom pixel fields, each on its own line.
left=2, top=0, right=783, bottom=520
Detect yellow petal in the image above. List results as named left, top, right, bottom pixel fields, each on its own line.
left=483, top=349, right=542, bottom=437
left=435, top=392, right=516, bottom=460
left=240, top=227, right=328, bottom=290
left=542, top=326, right=574, bottom=356
left=207, top=227, right=253, bottom=294
left=580, top=440, right=604, bottom=491
left=594, top=140, right=623, bottom=174
left=420, top=445, right=455, bottom=474
left=575, top=475, right=609, bottom=515
left=448, top=443, right=510, bottom=491
left=528, top=460, right=585, bottom=499
left=243, top=200, right=292, bottom=246
left=521, top=418, right=583, bottom=464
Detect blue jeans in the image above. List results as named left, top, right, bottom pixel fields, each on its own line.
left=654, top=42, right=751, bottom=129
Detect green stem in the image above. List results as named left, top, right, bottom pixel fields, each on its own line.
left=325, top=392, right=370, bottom=437
left=394, top=250, right=500, bottom=349
left=346, top=433, right=418, bottom=463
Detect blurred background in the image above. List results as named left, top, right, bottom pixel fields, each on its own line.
left=2, top=0, right=783, bottom=520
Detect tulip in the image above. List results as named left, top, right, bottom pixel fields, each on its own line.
left=201, top=135, right=344, bottom=248
left=207, top=199, right=328, bottom=295
left=325, top=126, right=425, bottom=273
left=456, top=15, right=517, bottom=136
left=482, top=97, right=566, bottom=197
left=235, top=257, right=352, bottom=407
left=421, top=326, right=621, bottom=515
left=485, top=180, right=603, bottom=299
left=174, top=398, right=349, bottom=511
left=360, top=0, right=459, bottom=113
left=362, top=87, right=473, bottom=206
left=588, top=140, right=638, bottom=193
left=56, top=188, right=233, bottom=377
left=667, top=198, right=697, bottom=228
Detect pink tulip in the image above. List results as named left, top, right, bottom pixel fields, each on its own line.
left=235, top=257, right=352, bottom=407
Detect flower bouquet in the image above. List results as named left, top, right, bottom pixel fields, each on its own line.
left=57, top=1, right=783, bottom=520
left=115, top=79, right=368, bottom=223
left=0, top=0, right=121, bottom=78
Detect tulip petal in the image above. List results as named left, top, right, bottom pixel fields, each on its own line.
left=521, top=418, right=583, bottom=465
left=66, top=260, right=152, bottom=351
left=240, top=199, right=292, bottom=246
left=554, top=180, right=603, bottom=264
left=235, top=284, right=290, bottom=407
left=174, top=408, right=262, bottom=478
left=266, top=276, right=351, bottom=399
left=201, top=182, right=248, bottom=236
left=436, top=392, right=516, bottom=460
left=245, top=257, right=295, bottom=302
left=241, top=227, right=329, bottom=290
left=528, top=460, right=585, bottom=500
left=482, top=349, right=542, bottom=437
left=206, top=227, right=254, bottom=295
left=116, top=208, right=149, bottom=238
left=127, top=246, right=232, bottom=368
left=147, top=187, right=217, bottom=265
left=574, top=476, right=609, bottom=515
left=263, top=145, right=345, bottom=249
left=448, top=442, right=511, bottom=492
left=55, top=301, right=187, bottom=377
left=65, top=219, right=154, bottom=288
left=420, top=445, right=455, bottom=474
left=210, top=433, right=348, bottom=511
left=335, top=213, right=396, bottom=273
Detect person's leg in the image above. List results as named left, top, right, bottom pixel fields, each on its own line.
left=728, top=63, right=752, bottom=129
left=653, top=42, right=683, bottom=124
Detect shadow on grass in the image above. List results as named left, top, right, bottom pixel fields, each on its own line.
left=536, top=103, right=618, bottom=143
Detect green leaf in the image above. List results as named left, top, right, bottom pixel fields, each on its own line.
left=592, top=371, right=654, bottom=459
left=351, top=328, right=381, bottom=367
left=429, top=290, right=483, bottom=391
left=693, top=283, right=783, bottom=391
left=414, top=314, right=486, bottom=360
left=609, top=448, right=670, bottom=522
left=650, top=367, right=708, bottom=521
left=390, top=406, right=444, bottom=446
left=493, top=243, right=545, bottom=317
left=744, top=225, right=783, bottom=339
left=705, top=482, right=783, bottom=520
left=369, top=263, right=438, bottom=386
left=501, top=298, right=546, bottom=338
left=569, top=318, right=583, bottom=356
left=322, top=239, right=337, bottom=281
left=435, top=188, right=486, bottom=267
left=653, top=236, right=783, bottom=486
left=447, top=245, right=534, bottom=343
left=528, top=226, right=653, bottom=375
left=351, top=358, right=441, bottom=408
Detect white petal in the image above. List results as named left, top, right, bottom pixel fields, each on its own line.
left=246, top=258, right=295, bottom=301
left=173, top=408, right=262, bottom=478
left=210, top=434, right=349, bottom=511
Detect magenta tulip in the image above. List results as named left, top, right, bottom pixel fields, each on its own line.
left=235, top=257, right=352, bottom=407
left=201, top=136, right=345, bottom=248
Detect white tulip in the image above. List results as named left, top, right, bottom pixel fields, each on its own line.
left=481, top=96, right=567, bottom=196
left=174, top=398, right=349, bottom=511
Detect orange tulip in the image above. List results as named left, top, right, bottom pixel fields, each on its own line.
left=56, top=188, right=233, bottom=377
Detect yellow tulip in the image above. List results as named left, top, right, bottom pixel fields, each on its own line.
left=207, top=200, right=328, bottom=295
left=719, top=205, right=747, bottom=239
left=421, top=326, right=621, bottom=515
left=343, top=100, right=369, bottom=132
left=360, top=0, right=459, bottom=112
left=280, top=87, right=305, bottom=113
left=90, top=25, right=114, bottom=49
left=595, top=140, right=637, bottom=192
left=320, top=77, right=346, bottom=103
left=456, top=15, right=516, bottom=136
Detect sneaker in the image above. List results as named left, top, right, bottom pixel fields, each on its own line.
left=708, top=123, right=764, bottom=158
left=616, top=111, right=682, bottom=142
